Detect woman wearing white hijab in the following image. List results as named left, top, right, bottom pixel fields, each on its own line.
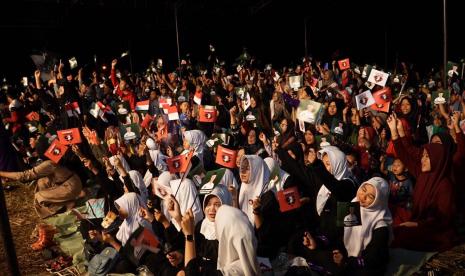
left=114, top=192, right=152, bottom=246
left=170, top=178, right=204, bottom=228
left=155, top=172, right=203, bottom=231
left=145, top=138, right=168, bottom=171
left=109, top=155, right=131, bottom=175
left=152, top=171, right=174, bottom=221
left=215, top=205, right=261, bottom=276
left=119, top=170, right=149, bottom=206
left=238, top=155, right=270, bottom=225
left=200, top=185, right=233, bottom=240
left=307, top=146, right=358, bottom=247
left=302, top=177, right=392, bottom=275
left=183, top=130, right=207, bottom=161
left=143, top=138, right=168, bottom=187
left=186, top=184, right=233, bottom=273
left=181, top=205, right=260, bottom=276
left=217, top=168, right=239, bottom=190
left=339, top=177, right=392, bottom=275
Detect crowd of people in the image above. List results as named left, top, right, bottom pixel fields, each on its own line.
left=0, top=48, right=464, bottom=275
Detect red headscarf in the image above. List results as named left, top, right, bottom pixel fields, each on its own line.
left=412, top=143, right=453, bottom=218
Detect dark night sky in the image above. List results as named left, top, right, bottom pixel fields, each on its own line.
left=0, top=0, right=462, bottom=80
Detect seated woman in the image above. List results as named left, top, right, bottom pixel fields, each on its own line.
left=238, top=155, right=270, bottom=225
left=300, top=177, right=392, bottom=276
left=341, top=177, right=392, bottom=275
left=183, top=205, right=261, bottom=276
left=0, top=136, right=82, bottom=218
left=193, top=185, right=232, bottom=272
left=305, top=146, right=358, bottom=248
left=389, top=114, right=455, bottom=251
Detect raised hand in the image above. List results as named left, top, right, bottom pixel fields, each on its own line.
left=386, top=113, right=398, bottom=133
left=167, top=195, right=182, bottom=223
left=181, top=209, right=195, bottom=236
left=303, top=232, right=316, bottom=250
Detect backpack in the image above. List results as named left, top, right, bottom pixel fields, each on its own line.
left=87, top=246, right=120, bottom=276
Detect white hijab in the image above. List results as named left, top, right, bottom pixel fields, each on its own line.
left=109, top=155, right=131, bottom=177
left=143, top=146, right=168, bottom=188
left=316, top=146, right=353, bottom=215
left=120, top=170, right=148, bottom=206
left=146, top=138, right=168, bottom=171
left=263, top=157, right=290, bottom=195
left=170, top=178, right=204, bottom=229
left=155, top=172, right=174, bottom=220
left=218, top=168, right=239, bottom=190
left=238, top=155, right=270, bottom=225
left=183, top=130, right=207, bottom=161
left=115, top=193, right=151, bottom=246
left=200, top=184, right=233, bottom=240
left=215, top=205, right=261, bottom=276
left=344, top=177, right=392, bottom=257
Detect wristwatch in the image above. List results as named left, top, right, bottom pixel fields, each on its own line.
left=185, top=234, right=194, bottom=242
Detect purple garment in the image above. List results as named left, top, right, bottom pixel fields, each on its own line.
left=282, top=93, right=300, bottom=108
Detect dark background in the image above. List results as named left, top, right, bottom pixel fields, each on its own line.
left=0, top=0, right=462, bottom=81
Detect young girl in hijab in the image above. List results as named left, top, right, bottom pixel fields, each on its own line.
left=300, top=177, right=392, bottom=275
left=155, top=172, right=203, bottom=230
left=193, top=185, right=233, bottom=273
left=183, top=205, right=261, bottom=276
left=119, top=170, right=149, bottom=206
left=306, top=146, right=358, bottom=247
left=183, top=129, right=207, bottom=162
left=238, top=155, right=270, bottom=225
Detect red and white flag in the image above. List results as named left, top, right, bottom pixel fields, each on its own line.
left=136, top=100, right=149, bottom=111
left=168, top=106, right=179, bottom=121
left=65, top=102, right=81, bottom=117
left=159, top=98, right=171, bottom=114
left=89, top=102, right=112, bottom=122
left=193, top=91, right=202, bottom=105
